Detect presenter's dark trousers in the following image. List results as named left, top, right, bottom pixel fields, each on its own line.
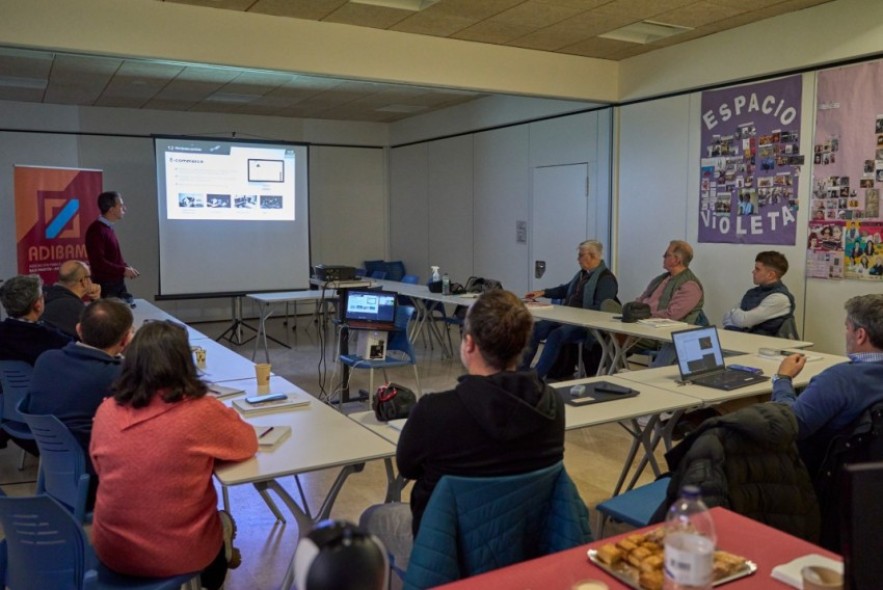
left=98, top=279, right=131, bottom=301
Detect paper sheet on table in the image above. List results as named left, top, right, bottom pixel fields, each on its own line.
left=771, top=553, right=843, bottom=588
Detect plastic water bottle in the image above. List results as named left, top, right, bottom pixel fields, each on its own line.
left=442, top=273, right=451, bottom=295
left=663, top=485, right=716, bottom=590
left=430, top=266, right=441, bottom=283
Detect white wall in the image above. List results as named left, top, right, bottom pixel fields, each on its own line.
left=389, top=108, right=612, bottom=295
left=620, top=0, right=883, bottom=101
left=615, top=71, right=880, bottom=355
left=0, top=100, right=388, bottom=322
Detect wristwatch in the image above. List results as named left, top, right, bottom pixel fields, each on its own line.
left=771, top=373, right=793, bottom=385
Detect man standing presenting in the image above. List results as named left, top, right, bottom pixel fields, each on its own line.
left=520, top=240, right=618, bottom=379
left=723, top=251, right=795, bottom=336
left=85, top=191, right=139, bottom=301
left=636, top=240, right=704, bottom=323
left=42, top=260, right=101, bottom=338
left=772, top=294, right=883, bottom=470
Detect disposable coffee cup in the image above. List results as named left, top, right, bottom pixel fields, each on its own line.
left=801, top=565, right=843, bottom=590
left=571, top=581, right=608, bottom=590
left=255, top=363, right=271, bottom=394
left=191, top=346, right=206, bottom=369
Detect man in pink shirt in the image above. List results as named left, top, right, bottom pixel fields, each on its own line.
left=636, top=240, right=704, bottom=324
left=635, top=240, right=705, bottom=367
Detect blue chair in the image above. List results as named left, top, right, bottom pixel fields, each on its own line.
left=403, top=462, right=592, bottom=590
left=0, top=494, right=200, bottom=590
left=0, top=360, right=36, bottom=469
left=594, top=476, right=670, bottom=537
left=339, top=306, right=421, bottom=402
left=20, top=410, right=92, bottom=524
left=370, top=270, right=387, bottom=280
left=400, top=274, right=419, bottom=284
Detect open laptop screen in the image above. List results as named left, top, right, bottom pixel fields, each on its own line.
left=672, top=326, right=726, bottom=380
left=844, top=461, right=883, bottom=589
left=344, top=289, right=397, bottom=328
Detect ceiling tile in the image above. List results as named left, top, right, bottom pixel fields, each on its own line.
left=250, top=0, right=348, bottom=19
left=0, top=49, right=53, bottom=78
left=451, top=20, right=535, bottom=44
left=533, top=0, right=615, bottom=8
left=391, top=12, right=476, bottom=37
left=491, top=1, right=585, bottom=28
left=323, top=3, right=413, bottom=28
left=651, top=1, right=744, bottom=28
left=164, top=0, right=255, bottom=10
left=424, top=0, right=524, bottom=20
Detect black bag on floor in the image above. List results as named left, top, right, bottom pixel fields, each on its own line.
left=372, top=383, right=417, bottom=422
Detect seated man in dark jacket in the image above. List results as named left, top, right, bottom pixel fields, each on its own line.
left=520, top=240, right=618, bottom=379
left=361, top=290, right=565, bottom=567
left=0, top=274, right=71, bottom=364
left=41, top=260, right=102, bottom=338
left=722, top=251, right=795, bottom=336
left=24, top=298, right=133, bottom=508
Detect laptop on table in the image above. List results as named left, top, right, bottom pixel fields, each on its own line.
left=343, top=289, right=398, bottom=331
left=671, top=325, right=769, bottom=390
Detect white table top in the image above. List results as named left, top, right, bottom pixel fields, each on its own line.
left=616, top=351, right=849, bottom=404
left=192, top=337, right=262, bottom=383
left=349, top=374, right=701, bottom=441
left=215, top=377, right=396, bottom=486
left=527, top=304, right=813, bottom=352
left=247, top=290, right=337, bottom=304
left=131, top=298, right=210, bottom=341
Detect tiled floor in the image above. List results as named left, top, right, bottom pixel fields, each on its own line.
left=0, top=312, right=663, bottom=589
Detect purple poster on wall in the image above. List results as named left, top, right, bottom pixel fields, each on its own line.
left=698, top=75, right=803, bottom=244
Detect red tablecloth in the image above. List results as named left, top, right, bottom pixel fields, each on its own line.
left=435, top=507, right=840, bottom=589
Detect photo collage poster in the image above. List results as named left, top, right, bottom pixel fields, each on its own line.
left=810, top=60, right=883, bottom=280
left=699, top=75, right=804, bottom=244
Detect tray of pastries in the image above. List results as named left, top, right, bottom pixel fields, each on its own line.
left=587, top=528, right=756, bottom=590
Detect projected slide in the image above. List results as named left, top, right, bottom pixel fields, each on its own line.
left=155, top=136, right=310, bottom=297
left=161, top=141, right=295, bottom=221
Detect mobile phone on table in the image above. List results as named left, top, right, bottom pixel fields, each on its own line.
left=245, top=393, right=287, bottom=405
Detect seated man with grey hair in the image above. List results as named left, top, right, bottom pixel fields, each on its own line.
left=773, top=293, right=883, bottom=472
left=42, top=260, right=102, bottom=338
left=520, top=240, right=618, bottom=379
left=0, top=274, right=72, bottom=364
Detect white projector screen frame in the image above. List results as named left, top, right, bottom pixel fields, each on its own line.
left=154, top=135, right=310, bottom=297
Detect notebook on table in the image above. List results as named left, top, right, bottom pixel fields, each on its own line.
left=343, top=289, right=398, bottom=331
left=671, top=326, right=769, bottom=390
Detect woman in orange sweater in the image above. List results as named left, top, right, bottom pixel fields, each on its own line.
left=90, top=320, right=257, bottom=590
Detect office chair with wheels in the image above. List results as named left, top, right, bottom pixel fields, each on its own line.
left=19, top=410, right=93, bottom=524
left=339, top=306, right=421, bottom=403
left=0, top=493, right=200, bottom=590
left=0, top=360, right=36, bottom=469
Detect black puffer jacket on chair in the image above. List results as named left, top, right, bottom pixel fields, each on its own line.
left=651, top=402, right=820, bottom=542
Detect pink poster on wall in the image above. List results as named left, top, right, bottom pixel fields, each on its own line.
left=811, top=60, right=883, bottom=280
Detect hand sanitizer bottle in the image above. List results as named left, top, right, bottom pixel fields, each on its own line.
left=430, top=266, right=441, bottom=283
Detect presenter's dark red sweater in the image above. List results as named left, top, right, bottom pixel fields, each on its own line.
left=85, top=219, right=126, bottom=283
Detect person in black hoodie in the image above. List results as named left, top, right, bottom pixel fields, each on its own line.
left=397, top=289, right=565, bottom=537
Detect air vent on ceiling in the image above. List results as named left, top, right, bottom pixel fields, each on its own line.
left=599, top=20, right=692, bottom=45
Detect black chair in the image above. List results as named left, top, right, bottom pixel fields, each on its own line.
left=808, top=400, right=883, bottom=551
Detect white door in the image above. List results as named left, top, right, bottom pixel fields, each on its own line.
left=530, top=164, right=590, bottom=294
